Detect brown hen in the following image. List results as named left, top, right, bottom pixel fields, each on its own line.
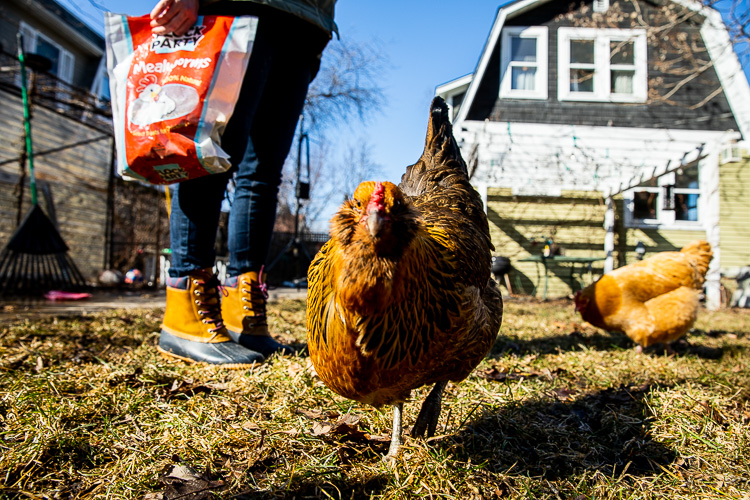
left=306, top=97, right=503, bottom=459
left=574, top=240, right=713, bottom=350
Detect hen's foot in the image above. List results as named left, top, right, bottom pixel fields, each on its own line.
left=411, top=381, right=447, bottom=439
left=384, top=403, right=403, bottom=464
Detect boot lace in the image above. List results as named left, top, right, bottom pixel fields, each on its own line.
left=240, top=265, right=269, bottom=322
left=192, top=273, right=225, bottom=336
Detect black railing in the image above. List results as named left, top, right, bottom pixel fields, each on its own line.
left=0, top=50, right=113, bottom=134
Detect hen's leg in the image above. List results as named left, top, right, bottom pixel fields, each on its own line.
left=411, top=381, right=448, bottom=438
left=385, top=403, right=403, bottom=461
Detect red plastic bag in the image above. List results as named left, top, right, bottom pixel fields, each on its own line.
left=105, top=13, right=257, bottom=184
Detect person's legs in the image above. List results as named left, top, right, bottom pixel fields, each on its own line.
left=159, top=12, right=278, bottom=366
left=221, top=13, right=329, bottom=356
left=167, top=171, right=232, bottom=277
left=226, top=17, right=323, bottom=276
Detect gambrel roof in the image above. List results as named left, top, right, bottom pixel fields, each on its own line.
left=453, top=0, right=750, bottom=139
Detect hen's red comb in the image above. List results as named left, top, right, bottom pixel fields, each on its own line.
left=367, top=182, right=386, bottom=212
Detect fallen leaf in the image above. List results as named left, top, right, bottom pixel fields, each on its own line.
left=167, top=464, right=201, bottom=482
left=477, top=367, right=542, bottom=382
left=296, top=408, right=339, bottom=420
left=310, top=414, right=371, bottom=441
left=554, top=388, right=577, bottom=401
left=157, top=463, right=224, bottom=500
left=287, top=361, right=304, bottom=376
left=312, top=421, right=333, bottom=436
left=305, top=359, right=319, bottom=378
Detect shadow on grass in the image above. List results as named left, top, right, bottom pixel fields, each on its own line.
left=489, top=330, right=630, bottom=357
left=437, top=383, right=673, bottom=479
left=234, top=385, right=673, bottom=499
left=490, top=330, right=724, bottom=360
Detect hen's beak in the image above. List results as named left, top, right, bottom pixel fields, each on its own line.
left=367, top=209, right=383, bottom=237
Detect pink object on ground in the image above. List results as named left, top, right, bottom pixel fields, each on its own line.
left=44, top=291, right=93, bottom=301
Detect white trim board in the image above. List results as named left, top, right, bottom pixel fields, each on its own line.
left=455, top=120, right=733, bottom=192
left=436, top=74, right=473, bottom=95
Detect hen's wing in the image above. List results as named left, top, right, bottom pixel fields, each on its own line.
left=618, top=286, right=701, bottom=347
left=609, top=251, right=705, bottom=303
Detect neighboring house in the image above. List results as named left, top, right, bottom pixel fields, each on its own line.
left=437, top=0, right=750, bottom=308
left=0, top=0, right=114, bottom=283
left=0, top=0, right=109, bottom=101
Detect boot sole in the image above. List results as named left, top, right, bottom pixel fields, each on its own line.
left=156, top=346, right=261, bottom=370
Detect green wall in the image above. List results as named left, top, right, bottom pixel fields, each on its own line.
left=719, top=151, right=750, bottom=269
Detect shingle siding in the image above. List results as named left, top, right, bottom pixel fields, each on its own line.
left=468, top=0, right=738, bottom=132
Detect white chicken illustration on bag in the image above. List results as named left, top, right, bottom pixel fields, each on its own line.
left=128, top=74, right=199, bottom=127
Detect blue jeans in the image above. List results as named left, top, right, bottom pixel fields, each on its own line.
left=168, top=7, right=329, bottom=278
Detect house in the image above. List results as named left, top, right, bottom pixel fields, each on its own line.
left=436, top=0, right=750, bottom=308
left=0, top=0, right=114, bottom=285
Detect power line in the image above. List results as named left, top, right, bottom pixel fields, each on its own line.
left=58, top=0, right=105, bottom=32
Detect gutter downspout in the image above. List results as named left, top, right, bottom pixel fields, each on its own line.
left=704, top=147, right=721, bottom=310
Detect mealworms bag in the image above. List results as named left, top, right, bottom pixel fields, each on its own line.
left=105, top=13, right=257, bottom=184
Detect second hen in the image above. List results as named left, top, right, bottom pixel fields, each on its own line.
left=306, top=97, right=503, bottom=459
left=574, top=240, right=713, bottom=350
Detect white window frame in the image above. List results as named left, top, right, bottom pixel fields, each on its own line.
left=624, top=168, right=704, bottom=230
left=558, top=27, right=647, bottom=103
left=593, top=0, right=610, bottom=13
left=500, top=26, right=549, bottom=100
left=19, top=21, right=75, bottom=84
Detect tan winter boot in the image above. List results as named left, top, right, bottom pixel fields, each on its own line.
left=222, top=269, right=295, bottom=357
left=159, top=268, right=265, bottom=368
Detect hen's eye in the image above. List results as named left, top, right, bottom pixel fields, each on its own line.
left=354, top=199, right=363, bottom=209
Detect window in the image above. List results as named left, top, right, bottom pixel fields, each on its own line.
left=19, top=22, right=74, bottom=84
left=673, top=165, right=700, bottom=222
left=500, top=26, right=548, bottom=99
left=626, top=164, right=702, bottom=228
left=558, top=28, right=646, bottom=102
left=447, top=92, right=464, bottom=121
left=90, top=57, right=111, bottom=104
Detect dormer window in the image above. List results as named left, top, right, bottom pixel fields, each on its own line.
left=500, top=26, right=549, bottom=100
left=558, top=28, right=647, bottom=103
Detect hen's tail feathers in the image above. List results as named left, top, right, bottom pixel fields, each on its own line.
left=399, top=98, right=469, bottom=196
left=399, top=97, right=469, bottom=196
left=423, top=97, right=468, bottom=177
left=680, top=240, right=713, bottom=277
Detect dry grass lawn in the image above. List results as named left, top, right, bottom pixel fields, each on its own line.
left=0, top=297, right=748, bottom=499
